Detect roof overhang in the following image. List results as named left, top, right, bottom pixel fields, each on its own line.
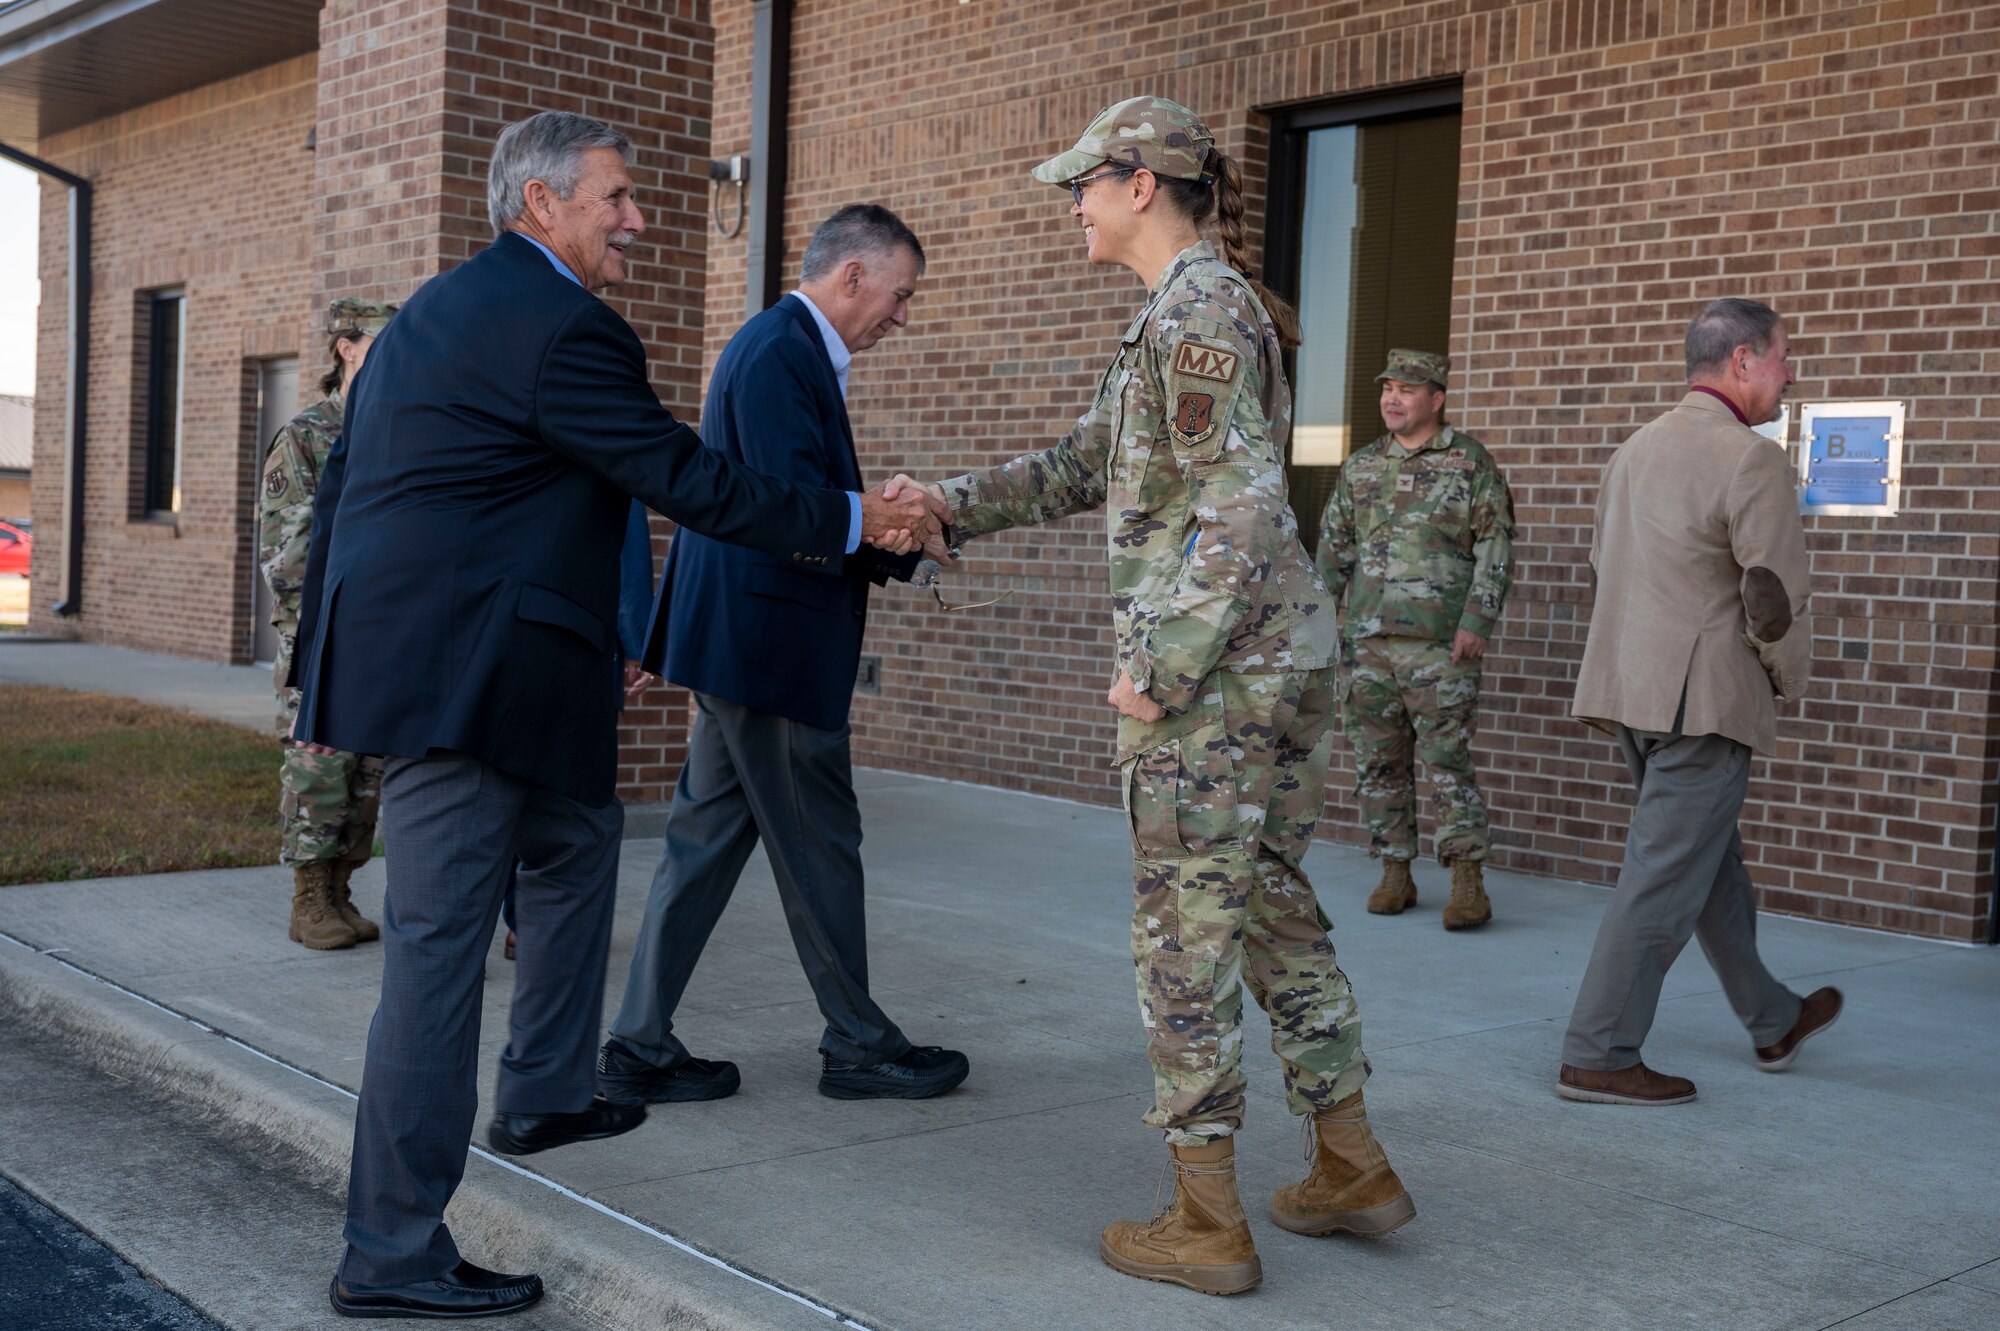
left=0, top=0, right=321, bottom=146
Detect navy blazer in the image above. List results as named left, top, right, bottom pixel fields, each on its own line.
left=642, top=295, right=916, bottom=730
left=291, top=234, right=850, bottom=805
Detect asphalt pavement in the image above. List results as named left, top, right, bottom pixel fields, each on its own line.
left=0, top=1173, right=218, bottom=1331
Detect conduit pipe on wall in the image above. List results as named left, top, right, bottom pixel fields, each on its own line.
left=1990, top=702, right=1999, bottom=944
left=0, top=139, right=89, bottom=617
left=744, top=0, right=791, bottom=318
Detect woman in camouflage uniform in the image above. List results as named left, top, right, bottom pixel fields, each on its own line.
left=894, top=96, right=1414, bottom=1294
left=259, top=298, right=396, bottom=951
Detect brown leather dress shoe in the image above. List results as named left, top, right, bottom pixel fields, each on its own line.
left=1755, top=986, right=1842, bottom=1072
left=1556, top=1061, right=1696, bottom=1106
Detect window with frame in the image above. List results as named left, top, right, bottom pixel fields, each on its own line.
left=1265, top=88, right=1463, bottom=547
left=142, top=289, right=186, bottom=515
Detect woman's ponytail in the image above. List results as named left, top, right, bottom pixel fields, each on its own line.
left=1209, top=149, right=1301, bottom=350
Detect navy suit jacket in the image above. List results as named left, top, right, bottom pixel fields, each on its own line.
left=642, top=294, right=916, bottom=730
left=291, top=234, right=850, bottom=805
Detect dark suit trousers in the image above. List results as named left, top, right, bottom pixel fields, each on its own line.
left=338, top=753, right=622, bottom=1288
left=610, top=693, right=909, bottom=1067
left=1561, top=727, right=1801, bottom=1070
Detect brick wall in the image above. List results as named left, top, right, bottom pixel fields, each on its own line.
left=313, top=0, right=720, bottom=802
left=29, top=55, right=320, bottom=665
left=707, top=0, right=2000, bottom=941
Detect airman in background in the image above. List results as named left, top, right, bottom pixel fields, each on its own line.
left=259, top=296, right=396, bottom=950
left=1317, top=349, right=1515, bottom=930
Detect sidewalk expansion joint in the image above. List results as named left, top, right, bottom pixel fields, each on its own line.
left=610, top=1088, right=1149, bottom=1192
left=0, top=926, right=879, bottom=1330
left=1394, top=1123, right=1943, bottom=1282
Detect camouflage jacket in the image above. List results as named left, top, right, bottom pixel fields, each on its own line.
left=1315, top=425, right=1515, bottom=642
left=258, top=393, right=343, bottom=687
left=940, top=241, right=1336, bottom=726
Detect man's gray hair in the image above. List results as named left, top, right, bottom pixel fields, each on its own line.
left=1685, top=298, right=1782, bottom=380
left=799, top=204, right=925, bottom=284
left=488, top=112, right=632, bottom=235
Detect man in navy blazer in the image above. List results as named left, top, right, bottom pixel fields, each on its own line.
left=295, top=116, right=942, bottom=1321
left=599, top=206, right=970, bottom=1106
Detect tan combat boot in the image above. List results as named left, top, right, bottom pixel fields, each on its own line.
left=1366, top=859, right=1417, bottom=915
left=1271, top=1090, right=1416, bottom=1236
left=1442, top=858, right=1493, bottom=930
left=328, top=861, right=381, bottom=943
left=1099, top=1137, right=1262, bottom=1296
left=288, top=863, right=358, bottom=951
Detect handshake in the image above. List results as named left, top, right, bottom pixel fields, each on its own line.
left=859, top=473, right=953, bottom=562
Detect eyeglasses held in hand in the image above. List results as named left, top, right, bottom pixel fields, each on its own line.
left=931, top=585, right=1016, bottom=613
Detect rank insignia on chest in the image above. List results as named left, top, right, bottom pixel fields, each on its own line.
left=1172, top=391, right=1216, bottom=445
left=1396, top=473, right=1415, bottom=493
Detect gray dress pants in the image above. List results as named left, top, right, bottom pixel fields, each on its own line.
left=1562, top=726, right=1802, bottom=1071
left=609, top=692, right=909, bottom=1067
left=338, top=752, right=623, bottom=1288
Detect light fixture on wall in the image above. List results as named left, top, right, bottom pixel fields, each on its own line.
left=709, top=155, right=748, bottom=238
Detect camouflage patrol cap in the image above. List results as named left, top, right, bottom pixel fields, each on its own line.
left=1376, top=348, right=1449, bottom=390
left=1030, top=96, right=1217, bottom=187
left=325, top=297, right=397, bottom=340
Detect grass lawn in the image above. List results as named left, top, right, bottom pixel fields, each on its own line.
left=0, top=685, right=282, bottom=884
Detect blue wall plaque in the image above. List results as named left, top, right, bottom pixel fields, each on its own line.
left=1796, top=401, right=1905, bottom=516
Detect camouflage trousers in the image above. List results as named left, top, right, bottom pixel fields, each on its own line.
left=1124, top=667, right=1369, bottom=1147
left=275, top=687, right=382, bottom=870
left=1340, top=634, right=1490, bottom=865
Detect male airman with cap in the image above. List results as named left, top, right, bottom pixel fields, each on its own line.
left=1316, top=349, right=1515, bottom=929
left=259, top=296, right=396, bottom=950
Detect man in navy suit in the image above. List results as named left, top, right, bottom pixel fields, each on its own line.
left=294, top=115, right=942, bottom=1320
left=599, top=206, right=970, bottom=1105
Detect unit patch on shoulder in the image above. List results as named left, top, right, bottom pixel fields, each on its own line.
left=265, top=467, right=289, bottom=499
left=1173, top=339, right=1240, bottom=384
left=1172, top=391, right=1216, bottom=446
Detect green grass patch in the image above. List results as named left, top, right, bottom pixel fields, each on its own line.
left=0, top=684, right=283, bottom=884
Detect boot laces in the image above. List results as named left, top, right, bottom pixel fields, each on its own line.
left=1449, top=863, right=1482, bottom=907
left=1300, top=1105, right=1364, bottom=1182
left=1146, top=1152, right=1235, bottom=1230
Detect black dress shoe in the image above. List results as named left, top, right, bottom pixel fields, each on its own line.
left=819, top=1045, right=969, bottom=1100
left=485, top=1094, right=645, bottom=1156
left=596, top=1040, right=741, bottom=1103
left=329, top=1260, right=543, bottom=1319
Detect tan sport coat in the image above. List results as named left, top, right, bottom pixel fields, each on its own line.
left=1572, top=391, right=1810, bottom=756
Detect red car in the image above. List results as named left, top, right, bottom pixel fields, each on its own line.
left=0, top=520, right=30, bottom=576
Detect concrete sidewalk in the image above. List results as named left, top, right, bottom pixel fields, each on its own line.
left=1, top=770, right=1995, bottom=1330
left=0, top=636, right=276, bottom=731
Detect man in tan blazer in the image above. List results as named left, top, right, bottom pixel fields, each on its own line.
left=1559, top=298, right=1842, bottom=1107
